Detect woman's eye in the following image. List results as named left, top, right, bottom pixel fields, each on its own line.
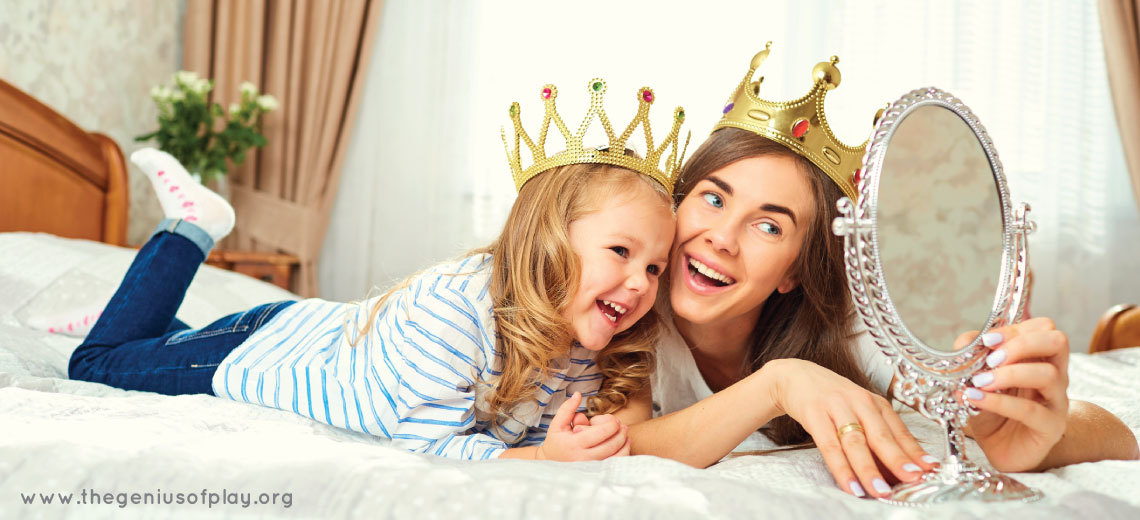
left=647, top=264, right=661, bottom=276
left=702, top=192, right=723, bottom=209
left=610, top=246, right=629, bottom=258
left=757, top=222, right=781, bottom=236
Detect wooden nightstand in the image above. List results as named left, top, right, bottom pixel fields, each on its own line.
left=205, top=250, right=300, bottom=291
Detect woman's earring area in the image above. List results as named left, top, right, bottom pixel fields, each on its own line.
left=833, top=87, right=1041, bottom=504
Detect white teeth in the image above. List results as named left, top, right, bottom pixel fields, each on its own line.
left=601, top=300, right=627, bottom=315
left=688, top=257, right=735, bottom=284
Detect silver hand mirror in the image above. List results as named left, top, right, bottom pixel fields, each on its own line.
left=832, top=87, right=1039, bottom=505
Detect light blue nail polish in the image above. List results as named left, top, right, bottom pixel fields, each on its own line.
left=872, top=478, right=892, bottom=494
left=922, top=455, right=940, bottom=465
left=903, top=463, right=922, bottom=473
left=971, top=372, right=994, bottom=387
left=965, top=387, right=984, bottom=401
left=986, top=349, right=1007, bottom=368
left=849, top=480, right=865, bottom=497
left=982, top=331, right=1004, bottom=347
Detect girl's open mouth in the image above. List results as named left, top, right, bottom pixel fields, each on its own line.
left=596, top=299, right=627, bottom=327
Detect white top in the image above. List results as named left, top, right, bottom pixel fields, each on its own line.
left=212, top=254, right=603, bottom=460
left=649, top=311, right=894, bottom=419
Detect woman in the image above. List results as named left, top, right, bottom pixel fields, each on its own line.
left=614, top=50, right=1139, bottom=499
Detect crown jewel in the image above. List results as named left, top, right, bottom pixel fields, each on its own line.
left=715, top=42, right=869, bottom=200
left=504, top=78, right=689, bottom=193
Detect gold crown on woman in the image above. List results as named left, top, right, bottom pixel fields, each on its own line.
left=716, top=42, right=879, bottom=200
left=503, top=78, right=689, bottom=193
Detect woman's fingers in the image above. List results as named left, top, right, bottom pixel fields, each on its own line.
left=972, top=362, right=1066, bottom=406
left=832, top=414, right=896, bottom=498
left=965, top=389, right=1060, bottom=436
left=953, top=330, right=980, bottom=351
left=805, top=412, right=867, bottom=498
left=875, top=398, right=939, bottom=470
left=851, top=407, right=926, bottom=483
left=982, top=321, right=1068, bottom=368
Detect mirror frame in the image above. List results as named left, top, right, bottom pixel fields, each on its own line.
left=839, top=87, right=1028, bottom=376
left=832, top=86, right=1040, bottom=505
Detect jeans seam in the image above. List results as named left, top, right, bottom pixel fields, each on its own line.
left=165, top=325, right=249, bottom=345
left=87, top=364, right=220, bottom=377
left=254, top=301, right=287, bottom=329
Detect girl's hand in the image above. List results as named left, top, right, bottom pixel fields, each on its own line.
left=537, top=392, right=630, bottom=461
left=765, top=358, right=938, bottom=499
left=962, top=317, right=1069, bottom=472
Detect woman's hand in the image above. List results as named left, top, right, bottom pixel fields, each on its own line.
left=537, top=392, right=631, bottom=461
left=766, top=358, right=937, bottom=498
left=961, top=317, right=1069, bottom=472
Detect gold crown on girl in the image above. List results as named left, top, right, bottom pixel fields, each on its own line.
left=503, top=78, right=689, bottom=193
left=715, top=42, right=877, bottom=200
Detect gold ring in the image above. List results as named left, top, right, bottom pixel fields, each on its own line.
left=837, top=423, right=864, bottom=437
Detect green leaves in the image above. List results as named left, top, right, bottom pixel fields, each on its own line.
left=136, top=71, right=279, bottom=183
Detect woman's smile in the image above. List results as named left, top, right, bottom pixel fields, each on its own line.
left=682, top=253, right=737, bottom=294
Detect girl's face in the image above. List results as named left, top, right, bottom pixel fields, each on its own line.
left=669, top=156, right=814, bottom=330
left=564, top=183, right=675, bottom=351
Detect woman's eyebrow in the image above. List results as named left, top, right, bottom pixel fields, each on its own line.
left=760, top=203, right=797, bottom=226
left=705, top=175, right=733, bottom=195
left=705, top=175, right=797, bottom=226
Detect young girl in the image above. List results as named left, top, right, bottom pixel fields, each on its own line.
left=69, top=78, right=684, bottom=462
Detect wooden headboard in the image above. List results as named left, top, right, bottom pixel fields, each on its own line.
left=0, top=78, right=129, bottom=245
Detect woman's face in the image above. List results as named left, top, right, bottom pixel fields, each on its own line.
left=669, top=156, right=815, bottom=329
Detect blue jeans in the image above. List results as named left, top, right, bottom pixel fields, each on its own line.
left=69, top=219, right=294, bottom=396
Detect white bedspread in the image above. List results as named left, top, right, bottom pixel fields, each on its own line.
left=2, top=233, right=1138, bottom=519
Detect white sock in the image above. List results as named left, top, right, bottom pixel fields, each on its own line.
left=25, top=302, right=106, bottom=337
left=130, top=148, right=236, bottom=242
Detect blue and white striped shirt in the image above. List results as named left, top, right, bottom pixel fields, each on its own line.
left=212, top=254, right=603, bottom=460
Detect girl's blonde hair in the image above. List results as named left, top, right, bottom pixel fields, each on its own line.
left=351, top=161, right=670, bottom=427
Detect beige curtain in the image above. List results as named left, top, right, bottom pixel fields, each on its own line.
left=183, top=0, right=382, bottom=296
left=1100, top=0, right=1140, bottom=210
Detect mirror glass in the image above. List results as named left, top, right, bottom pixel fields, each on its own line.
left=876, top=105, right=1004, bottom=352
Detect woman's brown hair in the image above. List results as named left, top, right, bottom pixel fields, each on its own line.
left=673, top=127, right=874, bottom=445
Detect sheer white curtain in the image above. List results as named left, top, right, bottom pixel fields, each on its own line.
left=322, top=0, right=1140, bottom=349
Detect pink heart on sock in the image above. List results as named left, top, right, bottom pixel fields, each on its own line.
left=157, top=171, right=165, bottom=176
left=186, top=216, right=198, bottom=222
left=182, top=201, right=194, bottom=208
left=170, top=186, right=179, bottom=192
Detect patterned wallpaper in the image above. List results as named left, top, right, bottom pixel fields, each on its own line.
left=0, top=0, right=182, bottom=244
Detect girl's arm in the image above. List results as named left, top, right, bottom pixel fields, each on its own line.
left=619, top=359, right=936, bottom=499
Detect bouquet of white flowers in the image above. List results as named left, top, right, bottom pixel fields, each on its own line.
left=137, top=71, right=278, bottom=183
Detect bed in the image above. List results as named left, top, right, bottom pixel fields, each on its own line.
left=2, top=81, right=1139, bottom=519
